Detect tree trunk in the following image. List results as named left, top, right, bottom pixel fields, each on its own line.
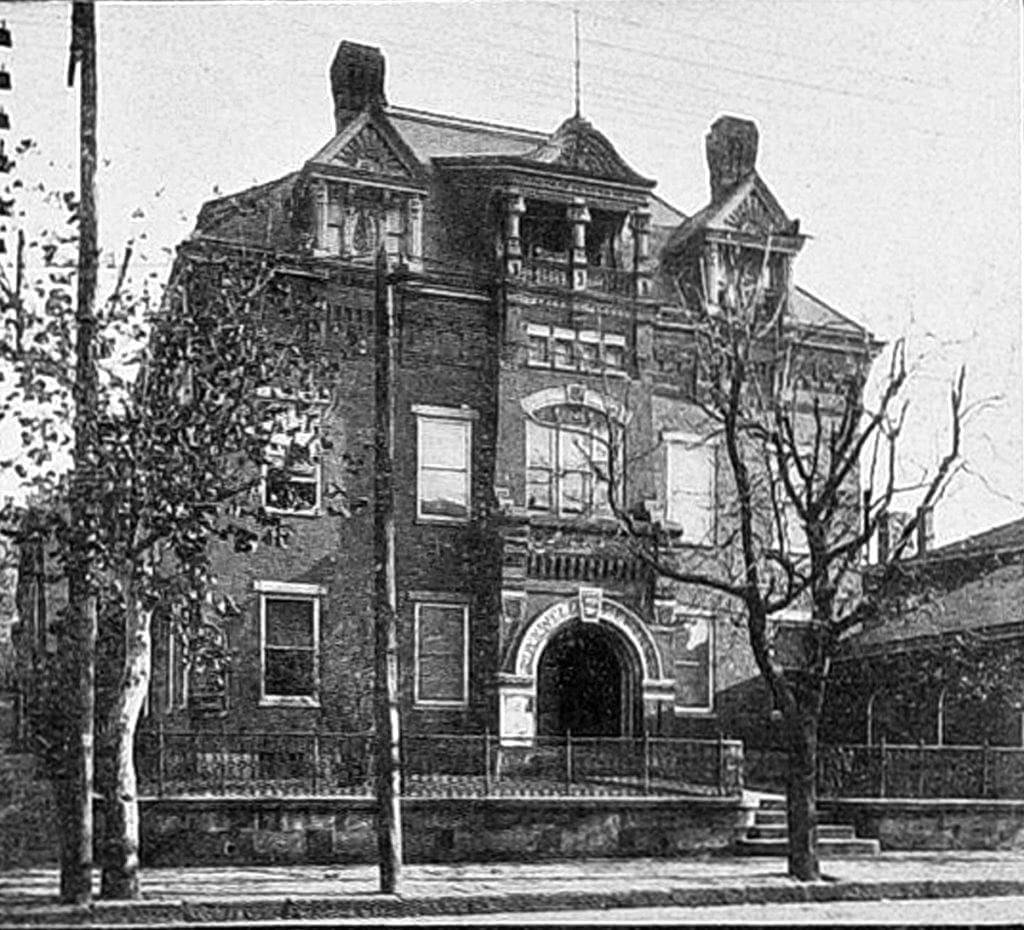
left=785, top=711, right=820, bottom=881
left=98, top=596, right=150, bottom=900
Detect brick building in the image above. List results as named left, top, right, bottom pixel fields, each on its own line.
left=150, top=40, right=876, bottom=747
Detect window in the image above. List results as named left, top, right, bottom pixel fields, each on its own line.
left=673, top=615, right=713, bottom=711
left=665, top=433, right=716, bottom=545
left=414, top=602, right=468, bottom=707
left=261, top=398, right=322, bottom=514
left=258, top=581, right=323, bottom=706
left=525, top=324, right=626, bottom=373
left=526, top=404, right=616, bottom=516
left=415, top=405, right=475, bottom=522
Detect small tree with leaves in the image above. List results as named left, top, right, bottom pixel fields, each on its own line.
left=3, top=214, right=351, bottom=896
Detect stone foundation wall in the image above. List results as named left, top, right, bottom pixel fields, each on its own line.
left=141, top=796, right=750, bottom=866
left=819, top=798, right=1024, bottom=851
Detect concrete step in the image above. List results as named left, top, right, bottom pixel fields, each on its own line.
left=747, top=823, right=856, bottom=841
left=734, top=836, right=881, bottom=858
left=753, top=809, right=787, bottom=824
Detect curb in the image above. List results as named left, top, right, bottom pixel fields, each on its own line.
left=3, top=877, right=1024, bottom=926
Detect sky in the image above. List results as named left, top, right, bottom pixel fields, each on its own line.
left=0, top=0, right=1021, bottom=545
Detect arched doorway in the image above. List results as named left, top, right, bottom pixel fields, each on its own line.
left=535, top=621, right=641, bottom=737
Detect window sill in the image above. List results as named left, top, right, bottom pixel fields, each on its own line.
left=413, top=700, right=469, bottom=710
left=259, top=696, right=321, bottom=709
left=673, top=705, right=716, bottom=717
left=415, top=515, right=472, bottom=527
left=264, top=507, right=323, bottom=519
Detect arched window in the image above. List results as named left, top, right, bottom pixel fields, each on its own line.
left=525, top=402, right=621, bottom=516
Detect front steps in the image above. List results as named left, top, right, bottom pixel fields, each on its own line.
left=735, top=795, right=879, bottom=858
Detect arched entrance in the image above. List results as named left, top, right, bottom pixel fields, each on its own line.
left=536, top=620, right=641, bottom=737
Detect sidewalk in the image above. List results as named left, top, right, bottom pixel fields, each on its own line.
left=3, top=852, right=1024, bottom=925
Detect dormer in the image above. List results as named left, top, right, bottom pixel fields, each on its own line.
left=663, top=116, right=806, bottom=315
left=304, top=42, right=428, bottom=269
left=435, top=114, right=656, bottom=298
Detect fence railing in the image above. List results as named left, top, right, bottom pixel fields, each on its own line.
left=747, top=742, right=1024, bottom=800
left=586, top=265, right=635, bottom=296
left=818, top=741, right=1024, bottom=799
left=137, top=728, right=743, bottom=799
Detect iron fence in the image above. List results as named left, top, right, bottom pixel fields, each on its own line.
left=814, top=741, right=1024, bottom=799
left=137, top=727, right=743, bottom=799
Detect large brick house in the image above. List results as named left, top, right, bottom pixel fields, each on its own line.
left=149, top=40, right=876, bottom=747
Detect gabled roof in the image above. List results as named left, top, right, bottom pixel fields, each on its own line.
left=306, top=107, right=426, bottom=189
left=662, top=171, right=800, bottom=263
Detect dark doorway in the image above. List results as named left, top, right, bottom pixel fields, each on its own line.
left=536, top=621, right=639, bottom=737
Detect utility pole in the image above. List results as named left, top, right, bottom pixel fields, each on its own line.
left=61, top=0, right=98, bottom=905
left=372, top=245, right=403, bottom=893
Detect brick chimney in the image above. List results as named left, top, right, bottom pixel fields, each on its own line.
left=330, top=41, right=387, bottom=130
left=705, top=116, right=759, bottom=202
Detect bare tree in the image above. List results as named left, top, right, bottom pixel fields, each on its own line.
left=596, top=242, right=965, bottom=880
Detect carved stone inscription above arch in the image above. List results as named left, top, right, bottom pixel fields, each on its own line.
left=512, top=593, right=665, bottom=683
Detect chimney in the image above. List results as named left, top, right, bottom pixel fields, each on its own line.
left=916, top=505, right=934, bottom=555
left=705, top=116, right=759, bottom=202
left=330, top=41, right=387, bottom=130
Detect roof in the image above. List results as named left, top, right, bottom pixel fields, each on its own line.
left=386, top=106, right=545, bottom=161
left=431, top=113, right=656, bottom=189
left=925, top=516, right=1024, bottom=559
left=789, top=287, right=873, bottom=339
left=193, top=172, right=301, bottom=246
left=851, top=558, right=1024, bottom=650
left=845, top=516, right=1024, bottom=655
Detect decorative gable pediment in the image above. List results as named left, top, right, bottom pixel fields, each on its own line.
left=523, top=115, right=655, bottom=188
left=306, top=109, right=425, bottom=189
left=335, top=124, right=408, bottom=175
left=716, top=176, right=797, bottom=238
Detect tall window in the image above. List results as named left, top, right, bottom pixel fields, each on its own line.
left=257, top=581, right=323, bottom=706
left=261, top=399, right=322, bottom=514
left=526, top=404, right=617, bottom=516
left=665, top=433, right=716, bottom=545
left=673, top=615, right=713, bottom=711
left=414, top=602, right=469, bottom=707
left=415, top=405, right=475, bottom=522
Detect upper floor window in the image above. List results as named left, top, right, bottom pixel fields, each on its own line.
left=261, top=396, right=322, bottom=515
left=526, top=324, right=626, bottom=374
left=526, top=403, right=620, bottom=516
left=257, top=580, right=323, bottom=707
left=414, top=405, right=476, bottom=523
left=665, top=432, right=717, bottom=545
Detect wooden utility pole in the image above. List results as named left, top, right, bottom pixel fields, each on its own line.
left=372, top=245, right=403, bottom=892
left=61, top=0, right=98, bottom=905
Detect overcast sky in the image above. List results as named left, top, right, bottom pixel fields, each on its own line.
left=1, top=0, right=1021, bottom=544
